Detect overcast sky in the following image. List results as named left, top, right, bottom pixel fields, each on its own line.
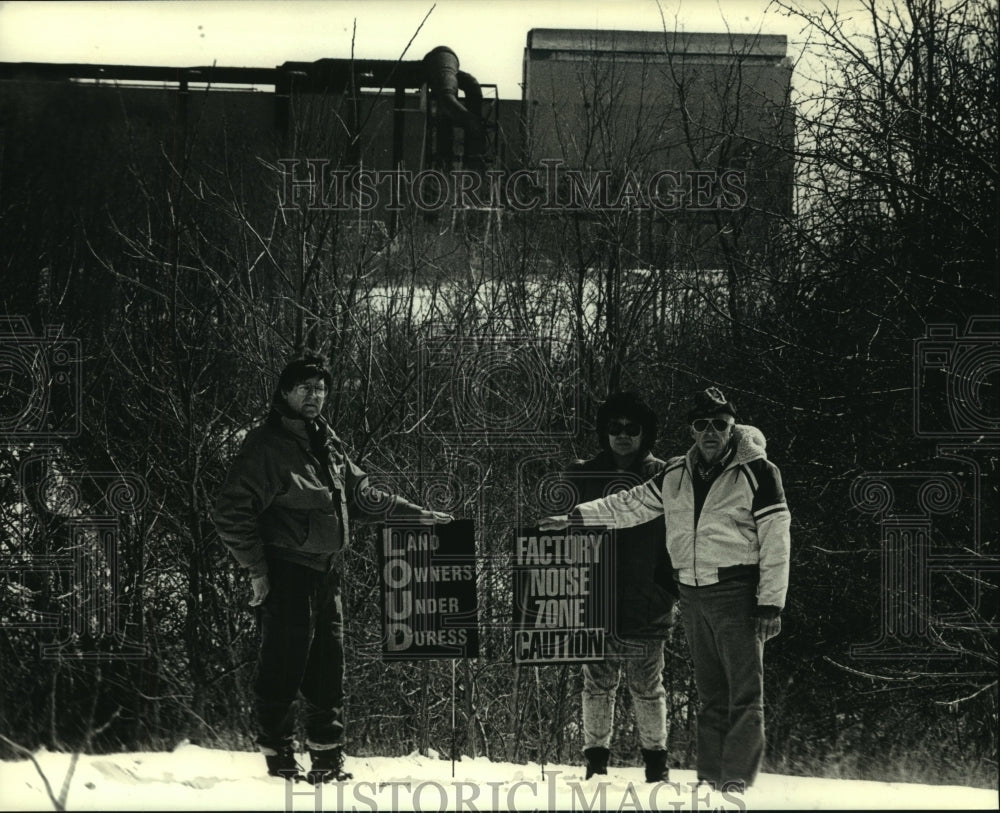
left=0, top=0, right=847, bottom=98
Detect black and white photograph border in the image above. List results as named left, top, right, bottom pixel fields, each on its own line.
left=0, top=1, right=997, bottom=810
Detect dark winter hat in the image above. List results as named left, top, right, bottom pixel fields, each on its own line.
left=595, top=390, right=658, bottom=453
left=275, top=353, right=333, bottom=399
left=685, top=386, right=738, bottom=422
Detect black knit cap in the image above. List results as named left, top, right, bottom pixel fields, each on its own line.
left=595, top=390, right=658, bottom=453
left=273, top=353, right=333, bottom=402
left=685, top=386, right=738, bottom=422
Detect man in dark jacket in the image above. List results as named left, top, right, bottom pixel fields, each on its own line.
left=213, top=354, right=451, bottom=784
left=563, top=391, right=676, bottom=783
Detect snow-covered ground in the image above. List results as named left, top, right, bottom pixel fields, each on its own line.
left=0, top=743, right=996, bottom=811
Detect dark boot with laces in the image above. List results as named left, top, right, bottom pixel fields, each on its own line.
left=641, top=748, right=669, bottom=782
left=307, top=746, right=353, bottom=784
left=264, top=748, right=304, bottom=781
left=583, top=746, right=609, bottom=779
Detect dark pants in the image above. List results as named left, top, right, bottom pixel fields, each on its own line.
left=678, top=577, right=765, bottom=788
left=253, top=558, right=345, bottom=754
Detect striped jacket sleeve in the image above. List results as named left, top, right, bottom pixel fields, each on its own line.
left=569, top=471, right=666, bottom=529
left=747, top=459, right=791, bottom=610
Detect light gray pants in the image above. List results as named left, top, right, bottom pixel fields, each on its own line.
left=582, top=638, right=667, bottom=751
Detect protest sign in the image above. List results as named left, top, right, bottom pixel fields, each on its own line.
left=379, top=519, right=479, bottom=659
left=511, top=527, right=613, bottom=664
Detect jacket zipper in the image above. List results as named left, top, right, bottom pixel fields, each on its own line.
left=690, top=458, right=737, bottom=587
left=686, top=464, right=699, bottom=586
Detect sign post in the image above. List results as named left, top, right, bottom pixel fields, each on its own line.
left=378, top=518, right=478, bottom=776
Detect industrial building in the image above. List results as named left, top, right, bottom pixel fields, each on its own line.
left=0, top=29, right=792, bottom=266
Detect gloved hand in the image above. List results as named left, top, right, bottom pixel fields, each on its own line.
left=755, top=614, right=781, bottom=642
left=250, top=575, right=270, bottom=607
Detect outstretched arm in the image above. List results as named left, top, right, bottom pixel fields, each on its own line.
left=539, top=473, right=666, bottom=531
left=345, top=455, right=454, bottom=524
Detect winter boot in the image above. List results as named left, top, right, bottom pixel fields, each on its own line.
left=306, top=746, right=353, bottom=784
left=264, top=748, right=304, bottom=782
left=641, top=748, right=669, bottom=782
left=583, top=747, right=610, bottom=779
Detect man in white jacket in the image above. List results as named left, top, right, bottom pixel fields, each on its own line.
left=541, top=387, right=790, bottom=790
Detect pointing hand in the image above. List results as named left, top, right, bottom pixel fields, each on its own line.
left=418, top=510, right=454, bottom=524
left=538, top=514, right=570, bottom=531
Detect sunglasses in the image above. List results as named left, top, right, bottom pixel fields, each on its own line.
left=691, top=418, right=733, bottom=433
left=607, top=421, right=642, bottom=437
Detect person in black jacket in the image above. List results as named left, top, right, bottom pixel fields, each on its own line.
left=562, top=391, right=676, bottom=782
left=213, top=354, right=451, bottom=784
